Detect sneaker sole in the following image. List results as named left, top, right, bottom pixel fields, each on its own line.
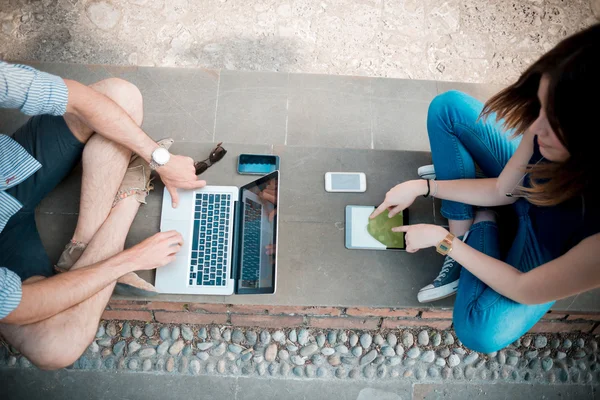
left=417, top=279, right=460, bottom=303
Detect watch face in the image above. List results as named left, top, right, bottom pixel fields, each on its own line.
left=153, top=147, right=170, bottom=164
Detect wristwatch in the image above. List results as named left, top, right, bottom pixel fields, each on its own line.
left=436, top=233, right=456, bottom=256
left=149, top=146, right=171, bottom=170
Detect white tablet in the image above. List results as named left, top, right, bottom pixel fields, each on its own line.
left=344, top=205, right=408, bottom=251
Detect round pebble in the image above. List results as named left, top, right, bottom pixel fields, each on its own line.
left=169, top=340, right=185, bottom=356
left=448, top=354, right=460, bottom=367
left=297, top=329, right=309, bottom=345
left=390, top=370, right=399, bottom=378
left=349, top=333, right=359, bottom=347
left=211, top=342, right=226, bottom=357
left=335, top=367, right=346, bottom=379
left=312, top=354, right=324, bottom=365
left=404, top=370, right=413, bottom=378
left=428, top=366, right=440, bottom=378
left=327, top=330, right=337, bottom=346
left=360, top=333, right=372, bottom=349
left=421, top=350, right=435, bottom=363
left=415, top=368, right=426, bottom=380
left=139, top=348, right=156, bottom=358
left=300, top=344, right=319, bottom=357
left=556, top=351, right=567, bottom=360
left=121, top=322, right=131, bottom=338
left=463, top=353, right=479, bottom=365
left=407, top=347, right=420, bottom=359
left=142, top=359, right=152, bottom=371
left=432, top=333, right=442, bottom=347
left=291, top=355, right=305, bottom=366
left=272, top=330, right=285, bottom=343
left=386, top=356, right=402, bottom=367
left=381, top=346, right=395, bottom=357
left=522, top=337, right=532, bottom=347
left=292, top=366, right=303, bottom=377
left=128, top=359, right=139, bottom=370
left=387, top=333, right=397, bottom=347
left=265, top=343, right=277, bottom=362
left=241, top=352, right=253, bottom=362
left=328, top=355, right=341, bottom=367
left=321, top=347, right=335, bottom=356
left=128, top=341, right=141, bottom=355
left=395, top=344, right=404, bottom=358
left=352, top=346, right=363, bottom=357
left=189, top=359, right=200, bottom=375
left=222, top=329, right=231, bottom=342
left=89, top=341, right=99, bottom=353
left=268, top=362, right=278, bottom=376
left=418, top=330, right=430, bottom=346
left=260, top=330, right=271, bottom=344
left=339, top=331, right=348, bottom=343
left=525, top=350, right=538, bottom=359
left=107, top=322, right=117, bottom=337
left=104, top=357, right=115, bottom=369
left=574, top=350, right=587, bottom=359
left=101, top=348, right=112, bottom=357
left=168, top=327, right=179, bottom=341
left=183, top=345, right=193, bottom=357
left=576, top=338, right=585, bottom=348
left=316, top=333, right=326, bottom=348
left=180, top=325, right=193, bottom=341
left=436, top=357, right=446, bottom=367
left=160, top=327, right=170, bottom=341
left=534, top=336, right=547, bottom=349
left=529, top=358, right=540, bottom=370
left=374, top=334, right=384, bottom=346
left=507, top=356, right=519, bottom=366
left=217, top=359, right=226, bottom=374
left=443, top=332, right=455, bottom=346
left=442, top=367, right=451, bottom=379
left=317, top=367, right=328, bottom=378
left=377, top=364, right=387, bottom=378
left=166, top=357, right=175, bottom=372
left=306, top=364, right=316, bottom=378
left=113, top=341, right=126, bottom=357
left=228, top=344, right=243, bottom=354
left=498, top=351, right=506, bottom=365
left=360, top=349, right=377, bottom=365
left=364, top=365, right=376, bottom=379
left=541, top=358, right=553, bottom=371
left=438, top=348, right=451, bottom=358
left=465, top=365, right=476, bottom=380
left=132, top=325, right=143, bottom=339
left=197, top=342, right=214, bottom=351
left=281, top=362, right=291, bottom=376
left=96, top=325, right=105, bottom=338
left=454, top=348, right=467, bottom=356
left=287, top=344, right=298, bottom=352
left=335, top=345, right=349, bottom=354
left=209, top=327, right=221, bottom=341
left=402, top=332, right=414, bottom=348
left=590, top=340, right=598, bottom=352
left=198, top=327, right=207, bottom=340
left=563, top=339, right=572, bottom=349
left=198, top=352, right=209, bottom=361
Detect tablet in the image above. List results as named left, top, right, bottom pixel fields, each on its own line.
left=345, top=205, right=409, bottom=251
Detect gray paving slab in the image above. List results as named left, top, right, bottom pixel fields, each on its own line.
left=412, top=383, right=595, bottom=400
left=214, top=70, right=289, bottom=145
left=372, top=78, right=438, bottom=152
left=286, top=73, right=373, bottom=149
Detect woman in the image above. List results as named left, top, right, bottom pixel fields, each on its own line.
left=371, top=23, right=600, bottom=353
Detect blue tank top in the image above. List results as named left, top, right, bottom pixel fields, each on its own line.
left=526, top=136, right=599, bottom=259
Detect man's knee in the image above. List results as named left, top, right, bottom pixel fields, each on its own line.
left=29, top=333, right=94, bottom=370
left=90, top=78, right=144, bottom=126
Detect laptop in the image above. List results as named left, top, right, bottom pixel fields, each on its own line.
left=156, top=171, right=280, bottom=295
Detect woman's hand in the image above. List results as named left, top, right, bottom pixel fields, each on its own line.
left=393, top=224, right=448, bottom=253
left=371, top=180, right=427, bottom=219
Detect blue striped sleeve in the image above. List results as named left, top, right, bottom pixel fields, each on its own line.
left=0, top=267, right=22, bottom=320
left=0, top=61, right=69, bottom=116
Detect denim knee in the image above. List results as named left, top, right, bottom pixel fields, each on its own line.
left=452, top=311, right=509, bottom=354
left=427, top=91, right=472, bottom=137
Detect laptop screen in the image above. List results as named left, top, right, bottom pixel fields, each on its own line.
left=237, top=171, right=279, bottom=294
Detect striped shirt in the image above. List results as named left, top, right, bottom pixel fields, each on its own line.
left=0, top=61, right=69, bottom=319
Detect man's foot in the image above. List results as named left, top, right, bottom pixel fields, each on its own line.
left=55, top=236, right=159, bottom=297
left=417, top=255, right=462, bottom=303
left=113, top=138, right=174, bottom=207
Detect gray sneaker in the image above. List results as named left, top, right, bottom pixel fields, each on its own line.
left=417, top=255, right=462, bottom=303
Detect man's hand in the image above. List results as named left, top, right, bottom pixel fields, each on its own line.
left=126, top=230, right=184, bottom=269
left=371, top=180, right=427, bottom=219
left=157, top=155, right=207, bottom=208
left=392, top=224, right=448, bottom=253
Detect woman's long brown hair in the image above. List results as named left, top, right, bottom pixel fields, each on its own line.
left=481, top=23, right=600, bottom=207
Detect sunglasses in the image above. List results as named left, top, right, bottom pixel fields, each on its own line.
left=194, top=142, right=227, bottom=175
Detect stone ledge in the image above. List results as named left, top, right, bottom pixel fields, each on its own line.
left=104, top=301, right=600, bottom=334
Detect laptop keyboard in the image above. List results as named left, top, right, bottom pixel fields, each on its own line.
left=190, top=193, right=232, bottom=287
left=241, top=198, right=262, bottom=284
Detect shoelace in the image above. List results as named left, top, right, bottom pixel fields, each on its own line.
left=434, top=256, right=457, bottom=282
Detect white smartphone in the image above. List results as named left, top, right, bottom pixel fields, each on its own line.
left=325, top=172, right=367, bottom=193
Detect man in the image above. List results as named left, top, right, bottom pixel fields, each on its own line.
left=0, top=61, right=205, bottom=369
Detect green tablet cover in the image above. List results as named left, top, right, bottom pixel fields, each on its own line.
left=367, top=210, right=405, bottom=248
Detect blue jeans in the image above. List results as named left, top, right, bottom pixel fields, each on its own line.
left=428, top=91, right=554, bottom=353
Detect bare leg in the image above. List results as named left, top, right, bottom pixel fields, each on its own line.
left=448, top=219, right=473, bottom=238
left=0, top=196, right=139, bottom=369
left=0, top=78, right=145, bottom=369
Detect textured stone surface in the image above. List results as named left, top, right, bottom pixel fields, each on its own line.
left=0, top=0, right=594, bottom=84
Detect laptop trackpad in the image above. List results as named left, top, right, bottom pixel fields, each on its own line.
left=161, top=187, right=194, bottom=221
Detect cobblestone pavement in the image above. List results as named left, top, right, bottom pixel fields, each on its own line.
left=0, top=0, right=598, bottom=84
left=2, top=322, right=599, bottom=386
